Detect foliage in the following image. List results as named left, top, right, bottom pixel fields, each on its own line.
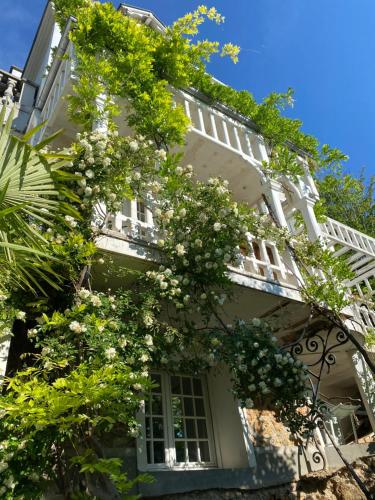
left=0, top=288, right=156, bottom=498
left=316, top=165, right=375, bottom=238
left=0, top=105, right=75, bottom=295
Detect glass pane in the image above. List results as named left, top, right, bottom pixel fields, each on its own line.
left=199, top=441, right=210, bottom=462
left=184, top=397, right=194, bottom=416
left=145, top=417, right=151, bottom=439
left=145, top=398, right=151, bottom=416
left=171, top=376, right=181, bottom=394
left=151, top=374, right=161, bottom=393
left=186, top=419, right=196, bottom=438
left=182, top=377, right=192, bottom=395
left=175, top=441, right=185, bottom=463
left=195, top=398, right=205, bottom=417
left=146, top=441, right=151, bottom=464
left=174, top=418, right=185, bottom=439
left=193, top=378, right=203, bottom=396
left=153, top=441, right=165, bottom=464
left=197, top=419, right=208, bottom=439
left=171, top=396, right=183, bottom=416
left=187, top=441, right=198, bottom=462
left=151, top=395, right=163, bottom=416
left=152, top=418, right=164, bottom=439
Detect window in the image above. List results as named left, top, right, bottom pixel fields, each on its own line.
left=136, top=200, right=147, bottom=223
left=139, top=372, right=216, bottom=469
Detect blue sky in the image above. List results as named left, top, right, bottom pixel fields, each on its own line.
left=1, top=0, right=374, bottom=179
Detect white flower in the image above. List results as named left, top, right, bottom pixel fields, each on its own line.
left=84, top=186, right=93, bottom=197
left=0, top=462, right=8, bottom=473
left=69, top=321, right=84, bottom=334
left=248, top=384, right=256, bottom=392
left=0, top=294, right=7, bottom=301
left=194, top=239, right=202, bottom=248
left=179, top=208, right=187, bottom=217
left=144, top=334, right=153, bottom=346
left=85, top=169, right=95, bottom=179
left=140, top=353, right=149, bottom=363
left=129, top=140, right=139, bottom=152
left=16, top=311, right=26, bottom=321
left=78, top=288, right=91, bottom=299
left=102, top=157, right=111, bottom=167
left=157, top=239, right=165, bottom=247
left=200, top=293, right=207, bottom=300
left=133, top=383, right=142, bottom=391
left=98, top=257, right=105, bottom=264
left=65, top=215, right=78, bottom=228
left=274, top=378, right=282, bottom=387
left=213, top=222, right=221, bottom=231
left=118, top=336, right=127, bottom=348
left=160, top=281, right=168, bottom=290
left=105, top=347, right=117, bottom=360
left=108, top=193, right=117, bottom=201
left=176, top=166, right=183, bottom=175
left=157, top=149, right=167, bottom=160
left=90, top=295, right=102, bottom=307
left=252, top=318, right=261, bottom=327
left=133, top=171, right=141, bottom=180
left=176, top=244, right=185, bottom=256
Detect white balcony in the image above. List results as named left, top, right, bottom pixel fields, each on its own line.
left=95, top=199, right=300, bottom=299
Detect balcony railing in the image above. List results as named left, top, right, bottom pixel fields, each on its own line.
left=97, top=200, right=298, bottom=290
left=174, top=89, right=268, bottom=166
left=0, top=68, right=22, bottom=120
left=321, top=217, right=375, bottom=297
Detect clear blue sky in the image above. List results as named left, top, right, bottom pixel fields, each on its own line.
left=1, top=0, right=374, bottom=179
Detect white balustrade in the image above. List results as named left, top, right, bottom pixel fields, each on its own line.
left=175, top=90, right=267, bottom=165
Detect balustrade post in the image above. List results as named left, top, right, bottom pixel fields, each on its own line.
left=2, top=77, right=17, bottom=106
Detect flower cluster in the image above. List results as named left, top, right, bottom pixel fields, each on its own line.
left=220, top=319, right=310, bottom=421
left=73, top=131, right=167, bottom=214
left=148, top=176, right=258, bottom=309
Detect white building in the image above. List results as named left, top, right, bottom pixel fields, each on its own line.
left=1, top=2, right=375, bottom=497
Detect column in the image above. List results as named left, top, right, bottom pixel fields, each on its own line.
left=350, top=350, right=375, bottom=432
left=263, top=178, right=304, bottom=283
left=296, top=197, right=323, bottom=242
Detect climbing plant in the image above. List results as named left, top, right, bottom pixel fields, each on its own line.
left=0, top=1, right=373, bottom=498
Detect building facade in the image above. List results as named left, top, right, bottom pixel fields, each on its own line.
left=1, top=2, right=375, bottom=497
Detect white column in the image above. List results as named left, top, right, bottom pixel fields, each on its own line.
left=262, top=179, right=288, bottom=228
left=350, top=351, right=375, bottom=432
left=262, top=179, right=304, bottom=283
left=297, top=197, right=323, bottom=242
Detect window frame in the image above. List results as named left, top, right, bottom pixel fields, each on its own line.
left=137, top=372, right=217, bottom=471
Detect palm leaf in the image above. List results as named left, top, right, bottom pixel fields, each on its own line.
left=0, top=104, right=74, bottom=293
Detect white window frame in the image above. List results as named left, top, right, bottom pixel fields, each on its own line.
left=137, top=372, right=217, bottom=471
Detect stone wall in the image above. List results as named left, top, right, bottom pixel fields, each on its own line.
left=148, top=456, right=375, bottom=500
left=246, top=408, right=296, bottom=447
